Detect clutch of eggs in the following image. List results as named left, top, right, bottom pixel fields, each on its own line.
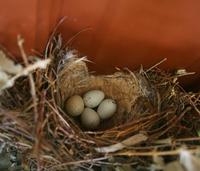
left=64, top=90, right=117, bottom=130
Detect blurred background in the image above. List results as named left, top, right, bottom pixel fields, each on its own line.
left=0, top=0, right=199, bottom=89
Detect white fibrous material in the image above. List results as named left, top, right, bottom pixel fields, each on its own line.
left=0, top=50, right=51, bottom=92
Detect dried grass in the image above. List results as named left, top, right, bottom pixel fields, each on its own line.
left=0, top=34, right=199, bottom=170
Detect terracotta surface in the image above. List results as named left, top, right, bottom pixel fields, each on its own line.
left=0, top=0, right=199, bottom=86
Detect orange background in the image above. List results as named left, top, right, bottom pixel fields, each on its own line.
left=0, top=0, right=199, bottom=87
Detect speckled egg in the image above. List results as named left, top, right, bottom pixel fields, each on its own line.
left=64, top=95, right=84, bottom=116
left=97, top=99, right=117, bottom=119
left=81, top=108, right=100, bottom=129
left=83, top=90, right=105, bottom=108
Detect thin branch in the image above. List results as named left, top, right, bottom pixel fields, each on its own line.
left=146, top=58, right=167, bottom=72
left=17, top=35, right=40, bottom=171
left=114, top=148, right=199, bottom=157
left=17, top=35, right=38, bottom=122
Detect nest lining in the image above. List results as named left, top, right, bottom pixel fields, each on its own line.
left=58, top=59, right=151, bottom=129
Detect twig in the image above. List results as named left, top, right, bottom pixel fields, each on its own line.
left=114, top=148, right=199, bottom=157
left=17, top=35, right=41, bottom=171
left=64, top=27, right=92, bottom=47
left=146, top=58, right=167, bottom=72
left=4, top=59, right=50, bottom=90
left=44, top=17, right=67, bottom=58
left=48, top=157, right=108, bottom=171
left=17, top=35, right=38, bottom=122
left=0, top=126, right=34, bottom=142
left=176, top=137, right=200, bottom=142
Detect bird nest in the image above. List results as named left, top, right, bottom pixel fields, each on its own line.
left=0, top=35, right=200, bottom=171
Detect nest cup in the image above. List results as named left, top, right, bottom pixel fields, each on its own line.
left=58, top=56, right=146, bottom=129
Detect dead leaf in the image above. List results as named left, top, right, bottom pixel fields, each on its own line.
left=95, top=133, right=148, bottom=153
left=0, top=51, right=22, bottom=74
left=164, top=161, right=185, bottom=171
left=0, top=70, right=10, bottom=90
left=180, top=149, right=200, bottom=171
